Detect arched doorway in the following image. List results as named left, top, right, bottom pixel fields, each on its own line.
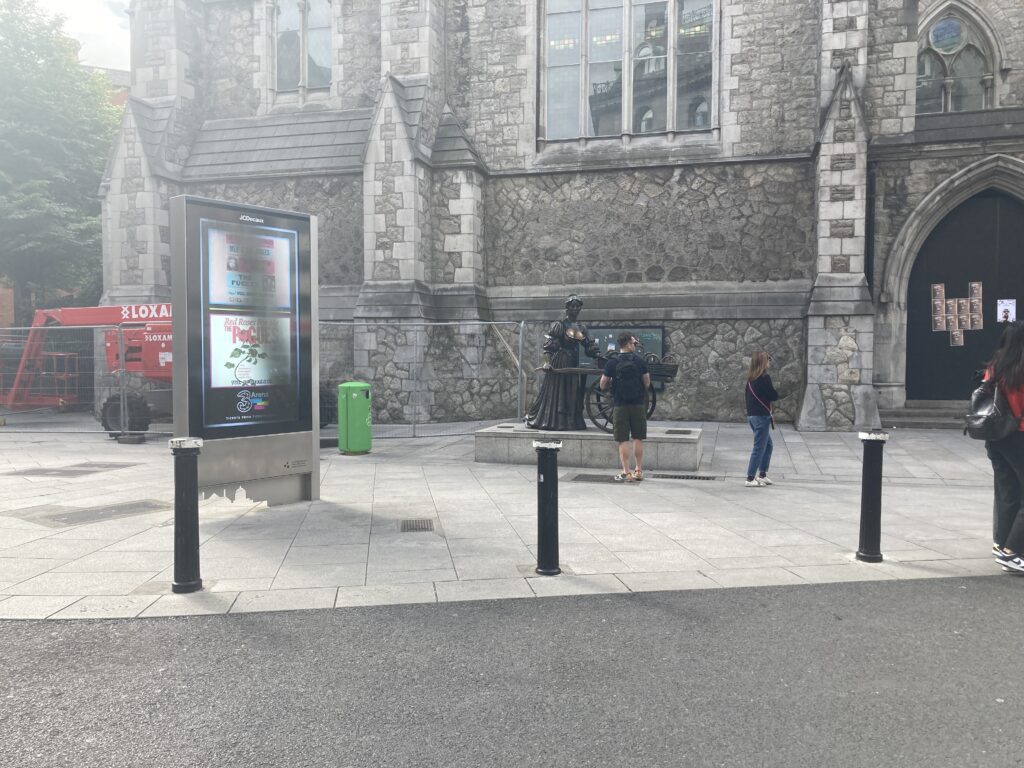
left=906, top=190, right=1024, bottom=400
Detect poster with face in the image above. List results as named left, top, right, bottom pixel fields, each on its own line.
left=945, top=299, right=957, bottom=316
left=932, top=283, right=945, bottom=300
left=958, top=313, right=970, bottom=331
left=970, top=282, right=983, bottom=299
left=998, top=299, right=1017, bottom=323
left=945, top=315, right=958, bottom=331
left=970, top=313, right=983, bottom=330
left=969, top=298, right=982, bottom=315
left=956, top=298, right=968, bottom=315
left=932, top=315, right=946, bottom=332
left=950, top=329, right=964, bottom=346
left=932, top=299, right=945, bottom=317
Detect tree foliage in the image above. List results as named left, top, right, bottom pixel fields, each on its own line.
left=0, top=0, right=121, bottom=324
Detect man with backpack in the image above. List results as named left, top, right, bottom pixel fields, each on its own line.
left=600, top=332, right=652, bottom=482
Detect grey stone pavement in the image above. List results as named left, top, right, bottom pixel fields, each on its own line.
left=0, top=417, right=1004, bottom=620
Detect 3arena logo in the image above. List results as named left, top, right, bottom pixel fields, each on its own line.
left=236, top=390, right=270, bottom=414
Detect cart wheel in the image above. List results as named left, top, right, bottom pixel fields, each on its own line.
left=644, top=352, right=660, bottom=364
left=646, top=385, right=657, bottom=419
left=585, top=380, right=614, bottom=433
left=100, top=393, right=151, bottom=437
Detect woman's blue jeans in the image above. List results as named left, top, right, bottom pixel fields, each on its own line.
left=746, top=415, right=773, bottom=479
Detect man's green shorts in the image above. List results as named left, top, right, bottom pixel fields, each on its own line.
left=612, top=403, right=647, bottom=443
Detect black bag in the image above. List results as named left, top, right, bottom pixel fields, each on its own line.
left=613, top=355, right=644, bottom=403
left=964, top=380, right=1022, bottom=441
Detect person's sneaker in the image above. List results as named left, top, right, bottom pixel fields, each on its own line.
left=632, top=469, right=644, bottom=482
left=744, top=479, right=761, bottom=487
left=613, top=472, right=634, bottom=483
left=757, top=475, right=773, bottom=486
left=997, top=551, right=1024, bottom=573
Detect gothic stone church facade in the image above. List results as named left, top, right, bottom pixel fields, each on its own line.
left=102, top=0, right=1024, bottom=429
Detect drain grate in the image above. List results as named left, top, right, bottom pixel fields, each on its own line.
left=650, top=473, right=718, bottom=481
left=400, top=518, right=435, bottom=533
left=571, top=473, right=718, bottom=483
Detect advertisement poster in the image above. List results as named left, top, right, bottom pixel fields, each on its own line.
left=998, top=299, right=1017, bottom=323
left=208, top=315, right=292, bottom=389
left=207, top=228, right=294, bottom=309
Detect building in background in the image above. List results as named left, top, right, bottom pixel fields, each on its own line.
left=100, top=0, right=1024, bottom=429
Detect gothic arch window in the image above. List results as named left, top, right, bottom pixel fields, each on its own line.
left=916, top=12, right=995, bottom=114
left=275, top=0, right=332, bottom=93
left=542, top=0, right=715, bottom=140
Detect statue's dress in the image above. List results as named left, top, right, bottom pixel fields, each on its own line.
left=524, top=320, right=598, bottom=431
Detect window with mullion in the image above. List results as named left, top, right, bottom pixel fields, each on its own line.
left=275, top=0, right=332, bottom=93
left=587, top=1, right=624, bottom=136
left=544, top=0, right=714, bottom=140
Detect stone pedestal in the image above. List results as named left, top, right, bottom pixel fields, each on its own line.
left=474, top=423, right=703, bottom=471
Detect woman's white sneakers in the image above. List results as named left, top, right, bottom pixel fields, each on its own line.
left=744, top=476, right=773, bottom=487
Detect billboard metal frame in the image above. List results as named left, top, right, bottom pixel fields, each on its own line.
left=171, top=195, right=319, bottom=504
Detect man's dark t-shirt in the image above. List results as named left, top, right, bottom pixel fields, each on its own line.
left=603, top=353, right=649, bottom=406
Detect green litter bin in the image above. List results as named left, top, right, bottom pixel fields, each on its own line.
left=338, top=381, right=371, bottom=454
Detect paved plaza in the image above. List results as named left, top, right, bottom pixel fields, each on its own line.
left=0, top=419, right=1005, bottom=620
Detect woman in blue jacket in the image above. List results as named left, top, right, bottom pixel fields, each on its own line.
left=744, top=351, right=779, bottom=487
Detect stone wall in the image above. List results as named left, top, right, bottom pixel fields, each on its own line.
left=339, top=0, right=382, bottom=109
left=186, top=176, right=364, bottom=287
left=446, top=0, right=533, bottom=171
left=204, top=0, right=260, bottom=119
left=723, top=0, right=820, bottom=156
left=429, top=168, right=484, bottom=285
left=484, top=162, right=816, bottom=286
left=864, top=0, right=918, bottom=138
left=353, top=322, right=519, bottom=424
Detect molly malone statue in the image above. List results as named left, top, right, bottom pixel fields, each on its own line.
left=524, top=294, right=600, bottom=431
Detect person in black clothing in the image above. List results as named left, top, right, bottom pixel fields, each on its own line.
left=744, top=351, right=779, bottom=487
left=600, top=332, right=651, bottom=482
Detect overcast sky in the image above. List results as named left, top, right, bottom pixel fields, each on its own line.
left=38, top=0, right=130, bottom=71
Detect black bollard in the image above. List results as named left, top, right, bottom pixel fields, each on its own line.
left=169, top=437, right=204, bottom=593
left=856, top=430, right=889, bottom=563
left=534, top=440, right=562, bottom=576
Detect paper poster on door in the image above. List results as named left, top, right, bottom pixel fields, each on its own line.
left=932, top=282, right=984, bottom=346
left=998, top=299, right=1016, bottom=323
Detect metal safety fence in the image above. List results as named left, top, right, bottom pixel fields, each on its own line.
left=318, top=320, right=527, bottom=438
left=0, top=319, right=536, bottom=440
left=0, top=322, right=173, bottom=435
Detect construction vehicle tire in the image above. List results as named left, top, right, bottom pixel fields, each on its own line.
left=100, top=393, right=152, bottom=437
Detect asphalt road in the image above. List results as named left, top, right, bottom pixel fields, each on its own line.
left=2, top=577, right=1023, bottom=768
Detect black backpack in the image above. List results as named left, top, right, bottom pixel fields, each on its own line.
left=613, top=355, right=644, bottom=403
left=965, top=380, right=1022, bottom=441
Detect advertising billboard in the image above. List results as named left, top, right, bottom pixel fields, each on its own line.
left=176, top=198, right=313, bottom=439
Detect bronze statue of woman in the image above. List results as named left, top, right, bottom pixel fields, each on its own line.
left=525, top=294, right=600, bottom=430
